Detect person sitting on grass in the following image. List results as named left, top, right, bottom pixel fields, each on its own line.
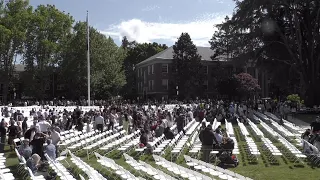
left=18, top=139, right=32, bottom=160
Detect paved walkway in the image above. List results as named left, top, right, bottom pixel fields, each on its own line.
left=287, top=115, right=310, bottom=129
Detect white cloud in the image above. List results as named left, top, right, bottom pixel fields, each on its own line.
left=101, top=13, right=227, bottom=47
left=141, top=5, right=160, bottom=12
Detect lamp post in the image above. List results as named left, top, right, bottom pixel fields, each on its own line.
left=13, top=87, right=16, bottom=106
left=176, top=86, right=179, bottom=99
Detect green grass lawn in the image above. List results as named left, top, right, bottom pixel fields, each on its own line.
left=6, top=122, right=320, bottom=180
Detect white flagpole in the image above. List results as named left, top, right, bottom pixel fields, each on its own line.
left=86, top=11, right=91, bottom=106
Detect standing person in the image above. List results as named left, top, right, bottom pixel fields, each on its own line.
left=50, top=127, right=60, bottom=157
left=94, top=112, right=105, bottom=133
left=176, top=113, right=186, bottom=134
left=0, top=121, right=6, bottom=153
left=108, top=109, right=117, bottom=131
left=30, top=132, right=47, bottom=159
left=199, top=124, right=216, bottom=163
left=7, top=120, right=18, bottom=150
left=123, top=112, right=129, bottom=134
left=22, top=117, right=28, bottom=135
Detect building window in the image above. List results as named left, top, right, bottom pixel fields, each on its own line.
left=148, top=80, right=154, bottom=91
left=151, top=64, right=154, bottom=74
left=137, top=69, right=140, bottom=77
left=162, top=64, right=168, bottom=73
left=152, top=80, right=154, bottom=90
left=143, top=71, right=147, bottom=84
left=148, top=66, right=151, bottom=75
left=57, top=84, right=64, bottom=90
left=162, top=79, right=168, bottom=90
left=203, top=65, right=208, bottom=74
left=203, top=80, right=208, bottom=90
left=140, top=68, right=143, bottom=77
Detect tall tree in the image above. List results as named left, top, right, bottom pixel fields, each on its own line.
left=172, top=33, right=204, bottom=99
left=214, top=0, right=320, bottom=106
left=60, top=22, right=126, bottom=99
left=23, top=4, right=74, bottom=99
left=0, top=0, right=32, bottom=103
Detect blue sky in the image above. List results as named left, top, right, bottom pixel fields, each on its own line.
left=29, top=0, right=235, bottom=46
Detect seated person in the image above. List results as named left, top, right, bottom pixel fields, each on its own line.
left=139, top=130, right=152, bottom=154
left=301, top=129, right=311, bottom=141
left=26, top=154, right=41, bottom=173
left=154, top=121, right=165, bottom=138
left=164, top=127, right=174, bottom=139
left=45, top=139, right=56, bottom=161
left=18, top=139, right=32, bottom=160
left=222, top=137, right=235, bottom=154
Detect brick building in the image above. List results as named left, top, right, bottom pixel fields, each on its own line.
left=135, top=46, right=270, bottom=100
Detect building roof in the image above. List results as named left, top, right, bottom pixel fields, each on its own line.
left=136, top=46, right=225, bottom=66
left=14, top=64, right=25, bottom=72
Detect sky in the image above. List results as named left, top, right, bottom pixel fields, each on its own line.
left=29, top=0, right=235, bottom=47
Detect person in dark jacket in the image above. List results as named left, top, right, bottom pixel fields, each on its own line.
left=199, top=124, right=216, bottom=162
left=164, top=127, right=174, bottom=139
left=176, top=113, right=186, bottom=134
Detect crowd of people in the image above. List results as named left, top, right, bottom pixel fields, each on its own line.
left=0, top=99, right=319, bottom=176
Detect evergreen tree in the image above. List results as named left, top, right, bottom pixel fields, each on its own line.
left=172, top=33, right=204, bottom=99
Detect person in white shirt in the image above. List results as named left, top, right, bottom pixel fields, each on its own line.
left=214, top=129, right=223, bottom=144
left=95, top=113, right=104, bottom=133
left=50, top=127, right=60, bottom=157
left=108, top=110, right=117, bottom=131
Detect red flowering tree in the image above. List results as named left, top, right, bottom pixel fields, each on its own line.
left=234, top=73, right=260, bottom=98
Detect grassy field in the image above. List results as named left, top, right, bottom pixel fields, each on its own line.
left=6, top=123, right=320, bottom=180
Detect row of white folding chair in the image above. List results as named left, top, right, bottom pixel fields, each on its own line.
left=260, top=121, right=278, bottom=137
left=245, top=137, right=260, bottom=155
left=60, top=129, right=84, bottom=143
left=124, top=153, right=176, bottom=180
left=184, top=155, right=253, bottom=180
left=98, top=131, right=127, bottom=150
left=184, top=155, right=234, bottom=180
left=184, top=119, right=195, bottom=133
left=172, top=122, right=200, bottom=155
left=271, top=121, right=294, bottom=137
left=278, top=138, right=306, bottom=158
left=153, top=126, right=178, bottom=154
left=229, top=137, right=240, bottom=155
left=152, top=155, right=212, bottom=180
left=261, top=138, right=282, bottom=156
left=95, top=153, right=139, bottom=180
left=69, top=151, right=107, bottom=180
left=262, top=121, right=305, bottom=158
left=188, top=125, right=203, bottom=154
left=0, top=153, right=14, bottom=180
left=247, top=119, right=264, bottom=136
left=139, top=160, right=176, bottom=180
left=185, top=121, right=200, bottom=136
left=69, top=129, right=115, bottom=150
left=45, top=154, right=76, bottom=180
left=237, top=120, right=250, bottom=136
left=118, top=136, right=140, bottom=152
left=99, top=130, right=139, bottom=151
left=61, top=129, right=99, bottom=147
left=225, top=120, right=235, bottom=137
